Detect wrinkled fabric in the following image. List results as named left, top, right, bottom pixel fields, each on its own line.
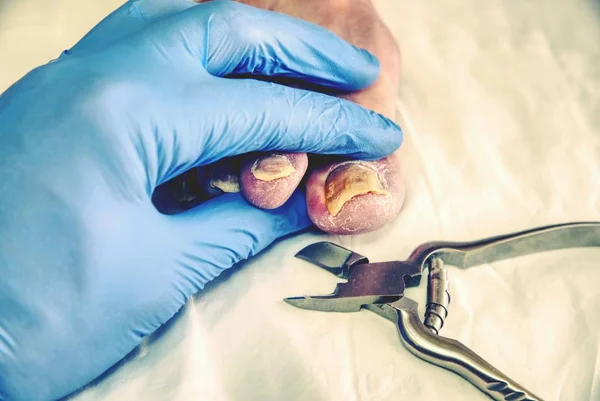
left=1, top=0, right=599, bottom=400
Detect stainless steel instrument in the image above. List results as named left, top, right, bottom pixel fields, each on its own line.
left=284, top=222, right=600, bottom=401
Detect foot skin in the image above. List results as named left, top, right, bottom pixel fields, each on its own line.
left=196, top=0, right=404, bottom=234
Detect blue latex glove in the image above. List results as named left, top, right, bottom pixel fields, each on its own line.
left=0, top=1, right=403, bottom=400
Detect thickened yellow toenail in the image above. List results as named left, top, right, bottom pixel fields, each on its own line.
left=210, top=175, right=240, bottom=193
left=251, top=154, right=296, bottom=181
left=325, top=163, right=389, bottom=216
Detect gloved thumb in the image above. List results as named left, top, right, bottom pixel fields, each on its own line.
left=164, top=191, right=310, bottom=292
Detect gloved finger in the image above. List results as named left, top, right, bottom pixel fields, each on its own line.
left=165, top=190, right=310, bottom=291
left=64, top=0, right=197, bottom=56
left=131, top=0, right=381, bottom=91
left=148, top=78, right=403, bottom=187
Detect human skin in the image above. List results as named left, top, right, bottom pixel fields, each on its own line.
left=194, top=0, right=404, bottom=234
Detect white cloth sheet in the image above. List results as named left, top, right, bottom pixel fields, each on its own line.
left=1, top=0, right=599, bottom=400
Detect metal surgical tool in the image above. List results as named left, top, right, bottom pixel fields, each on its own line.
left=284, top=221, right=600, bottom=401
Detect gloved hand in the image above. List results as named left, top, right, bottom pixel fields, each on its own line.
left=0, top=1, right=403, bottom=400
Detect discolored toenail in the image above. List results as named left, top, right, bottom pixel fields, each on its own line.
left=251, top=154, right=296, bottom=181
left=325, top=162, right=389, bottom=216
left=209, top=174, right=240, bottom=194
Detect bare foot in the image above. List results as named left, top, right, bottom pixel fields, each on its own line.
left=192, top=0, right=404, bottom=234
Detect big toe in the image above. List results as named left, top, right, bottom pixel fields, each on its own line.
left=305, top=152, right=405, bottom=235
